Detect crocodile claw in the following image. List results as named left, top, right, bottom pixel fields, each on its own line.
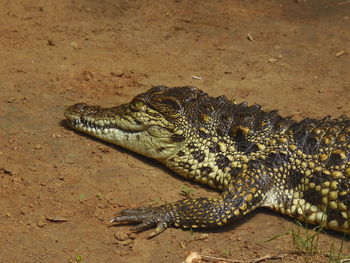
left=110, top=206, right=173, bottom=237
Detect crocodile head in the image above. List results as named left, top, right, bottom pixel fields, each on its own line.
left=65, top=86, right=206, bottom=160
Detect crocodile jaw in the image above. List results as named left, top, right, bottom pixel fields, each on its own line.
left=64, top=103, right=180, bottom=159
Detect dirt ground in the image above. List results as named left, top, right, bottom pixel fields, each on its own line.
left=1, top=0, right=350, bottom=262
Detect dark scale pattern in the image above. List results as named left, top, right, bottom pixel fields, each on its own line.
left=209, top=142, right=220, bottom=153
left=229, top=167, right=242, bottom=179
left=170, top=133, right=185, bottom=142
left=328, top=209, right=347, bottom=226
left=264, top=152, right=289, bottom=168
left=232, top=128, right=259, bottom=154
left=303, top=189, right=323, bottom=206
left=187, top=142, right=196, bottom=150
left=177, top=150, right=185, bottom=157
left=310, top=171, right=333, bottom=186
left=191, top=149, right=206, bottom=163
left=65, top=86, right=350, bottom=236
left=200, top=166, right=213, bottom=176
left=216, top=154, right=231, bottom=170
left=178, top=161, right=192, bottom=171
left=328, top=152, right=344, bottom=166
left=288, top=170, right=304, bottom=189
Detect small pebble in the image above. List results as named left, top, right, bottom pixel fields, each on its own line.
left=114, top=231, right=129, bottom=241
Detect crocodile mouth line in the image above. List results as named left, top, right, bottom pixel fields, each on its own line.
left=67, top=118, right=142, bottom=135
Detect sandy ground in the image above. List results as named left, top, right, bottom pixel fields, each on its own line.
left=1, top=0, right=350, bottom=262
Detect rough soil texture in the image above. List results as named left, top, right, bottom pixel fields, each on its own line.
left=1, top=1, right=350, bottom=262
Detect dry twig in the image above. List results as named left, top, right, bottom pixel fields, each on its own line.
left=183, top=251, right=285, bottom=263
left=247, top=33, right=255, bottom=43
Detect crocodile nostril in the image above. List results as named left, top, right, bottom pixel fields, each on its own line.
left=74, top=103, right=89, bottom=113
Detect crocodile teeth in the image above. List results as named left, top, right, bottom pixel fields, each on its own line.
left=73, top=119, right=81, bottom=125
left=95, top=120, right=104, bottom=126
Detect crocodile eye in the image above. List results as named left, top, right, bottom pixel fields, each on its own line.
left=131, top=98, right=145, bottom=108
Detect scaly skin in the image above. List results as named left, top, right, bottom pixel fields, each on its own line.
left=65, top=86, right=350, bottom=237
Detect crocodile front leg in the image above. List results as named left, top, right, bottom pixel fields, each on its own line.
left=111, top=169, right=269, bottom=237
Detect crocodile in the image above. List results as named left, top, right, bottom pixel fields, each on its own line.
left=65, top=86, right=350, bottom=237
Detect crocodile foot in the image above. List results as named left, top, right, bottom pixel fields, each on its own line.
left=111, top=206, right=175, bottom=237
